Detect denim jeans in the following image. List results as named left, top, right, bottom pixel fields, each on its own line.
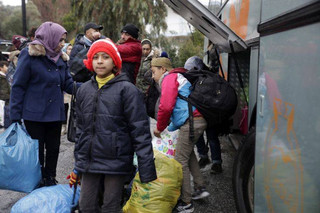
left=196, top=126, right=222, bottom=164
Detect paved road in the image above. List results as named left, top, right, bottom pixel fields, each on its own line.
left=0, top=127, right=238, bottom=213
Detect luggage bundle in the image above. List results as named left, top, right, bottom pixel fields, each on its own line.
left=123, top=149, right=183, bottom=213
left=11, top=184, right=80, bottom=213
left=0, top=123, right=41, bottom=193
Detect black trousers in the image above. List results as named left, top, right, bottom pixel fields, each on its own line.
left=62, top=103, right=69, bottom=125
left=24, top=120, right=62, bottom=178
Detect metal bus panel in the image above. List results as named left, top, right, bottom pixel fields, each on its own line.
left=221, top=0, right=261, bottom=41
left=228, top=50, right=251, bottom=130
left=163, top=0, right=247, bottom=53
left=248, top=46, right=259, bottom=125
left=255, top=22, right=320, bottom=212
left=261, top=0, right=315, bottom=22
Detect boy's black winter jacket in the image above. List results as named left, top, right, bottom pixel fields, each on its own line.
left=74, top=73, right=157, bottom=183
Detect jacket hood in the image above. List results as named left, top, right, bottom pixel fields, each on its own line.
left=28, top=44, right=69, bottom=61
left=144, top=49, right=155, bottom=61
left=9, top=50, right=21, bottom=66
left=74, top=34, right=86, bottom=46
left=169, top=67, right=187, bottom=74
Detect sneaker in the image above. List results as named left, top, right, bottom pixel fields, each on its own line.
left=45, top=176, right=58, bottom=186
left=198, top=157, right=210, bottom=168
left=175, top=201, right=194, bottom=213
left=61, top=125, right=67, bottom=135
left=192, top=187, right=210, bottom=200
left=211, top=163, right=222, bottom=174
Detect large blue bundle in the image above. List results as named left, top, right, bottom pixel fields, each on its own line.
left=11, top=184, right=81, bottom=213
left=0, top=123, right=41, bottom=192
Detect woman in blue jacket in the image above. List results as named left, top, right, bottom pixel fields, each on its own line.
left=10, top=22, right=74, bottom=186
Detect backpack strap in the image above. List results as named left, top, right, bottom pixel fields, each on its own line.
left=214, top=47, right=225, bottom=79
left=178, top=94, right=195, bottom=141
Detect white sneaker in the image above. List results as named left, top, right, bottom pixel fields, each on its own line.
left=192, top=187, right=210, bottom=200
left=61, top=125, right=67, bottom=135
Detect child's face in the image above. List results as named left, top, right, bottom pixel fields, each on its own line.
left=151, top=66, right=166, bottom=83
left=66, top=45, right=72, bottom=56
left=93, top=52, right=115, bottom=78
left=0, top=65, right=8, bottom=74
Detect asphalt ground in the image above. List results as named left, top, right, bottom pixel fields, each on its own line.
left=0, top=125, right=237, bottom=213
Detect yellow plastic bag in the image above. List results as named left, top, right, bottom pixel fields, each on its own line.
left=123, top=150, right=183, bottom=213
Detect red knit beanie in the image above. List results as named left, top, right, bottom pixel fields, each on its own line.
left=83, top=38, right=122, bottom=72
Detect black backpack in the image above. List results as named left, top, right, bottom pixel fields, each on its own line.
left=172, top=69, right=238, bottom=138
left=69, top=48, right=93, bottom=82
left=182, top=69, right=237, bottom=124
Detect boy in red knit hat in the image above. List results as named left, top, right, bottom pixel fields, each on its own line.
left=67, top=39, right=156, bottom=212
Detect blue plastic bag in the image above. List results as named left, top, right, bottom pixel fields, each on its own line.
left=11, top=184, right=81, bottom=213
left=0, top=123, right=41, bottom=193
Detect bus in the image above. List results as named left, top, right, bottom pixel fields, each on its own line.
left=163, top=0, right=320, bottom=212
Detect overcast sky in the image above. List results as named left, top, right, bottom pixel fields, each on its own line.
left=1, top=0, right=209, bottom=6
left=1, top=0, right=25, bottom=6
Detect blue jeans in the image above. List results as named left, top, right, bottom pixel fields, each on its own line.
left=196, top=126, right=222, bottom=164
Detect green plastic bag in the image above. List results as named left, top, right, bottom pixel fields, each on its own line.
left=123, top=150, right=182, bottom=213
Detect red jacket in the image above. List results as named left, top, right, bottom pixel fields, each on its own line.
left=157, top=68, right=202, bottom=132
left=117, top=38, right=142, bottom=83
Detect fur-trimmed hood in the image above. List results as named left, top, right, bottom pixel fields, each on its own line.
left=9, top=50, right=20, bottom=66
left=28, top=44, right=69, bottom=61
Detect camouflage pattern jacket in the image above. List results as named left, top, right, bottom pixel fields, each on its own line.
left=0, top=72, right=10, bottom=104
left=136, top=50, right=159, bottom=93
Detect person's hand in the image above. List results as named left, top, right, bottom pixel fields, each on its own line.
left=116, top=38, right=125, bottom=45
left=66, top=169, right=81, bottom=188
left=153, top=128, right=161, bottom=138
left=92, top=31, right=101, bottom=41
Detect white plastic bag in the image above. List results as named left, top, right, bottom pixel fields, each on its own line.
left=152, top=128, right=179, bottom=158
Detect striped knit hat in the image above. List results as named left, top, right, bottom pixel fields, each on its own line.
left=83, top=38, right=122, bottom=71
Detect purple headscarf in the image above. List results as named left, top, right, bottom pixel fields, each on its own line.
left=30, top=22, right=67, bottom=63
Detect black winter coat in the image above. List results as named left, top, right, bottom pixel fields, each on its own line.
left=74, top=74, right=157, bottom=183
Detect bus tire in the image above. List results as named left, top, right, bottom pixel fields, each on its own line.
left=233, top=127, right=255, bottom=213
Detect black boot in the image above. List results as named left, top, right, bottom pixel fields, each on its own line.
left=45, top=176, right=58, bottom=186
left=39, top=177, right=46, bottom=188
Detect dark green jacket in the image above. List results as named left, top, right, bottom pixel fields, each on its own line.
left=0, top=73, right=10, bottom=104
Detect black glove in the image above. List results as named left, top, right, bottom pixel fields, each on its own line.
left=12, top=120, right=22, bottom=125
